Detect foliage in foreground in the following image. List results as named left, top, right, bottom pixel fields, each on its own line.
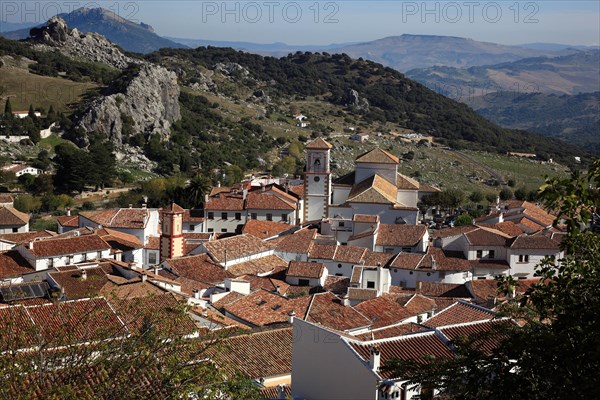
left=385, top=159, right=600, bottom=399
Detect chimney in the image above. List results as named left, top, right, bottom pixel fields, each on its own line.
left=66, top=207, right=71, bottom=216
left=342, top=293, right=351, bottom=306
left=288, top=310, right=295, bottom=323
left=141, top=272, right=147, bottom=282
left=143, top=215, right=148, bottom=227
left=369, top=346, right=380, bottom=372
left=154, top=266, right=159, bottom=275
left=275, top=284, right=281, bottom=294
left=217, top=181, right=221, bottom=188
left=192, top=289, right=201, bottom=299
left=29, top=240, right=34, bottom=250
left=60, top=286, right=65, bottom=300
left=142, top=203, right=147, bottom=209
left=81, top=269, right=87, bottom=280
left=417, top=281, right=422, bottom=291
left=129, top=204, right=133, bottom=209
left=277, top=385, right=286, bottom=399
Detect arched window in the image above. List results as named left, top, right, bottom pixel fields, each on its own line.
left=314, top=158, right=321, bottom=166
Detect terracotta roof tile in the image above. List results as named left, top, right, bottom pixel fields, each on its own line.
left=347, top=175, right=398, bottom=204
left=96, top=228, right=143, bottom=250
left=439, top=319, right=515, bottom=355
left=355, top=148, right=399, bottom=164
left=354, top=296, right=412, bottom=328
left=353, top=322, right=424, bottom=340
left=396, top=173, right=420, bottom=190
left=334, top=245, right=368, bottom=264
left=237, top=274, right=290, bottom=294
left=272, top=228, right=317, bottom=254
left=260, top=385, right=292, bottom=400
left=204, top=194, right=245, bottom=211
left=246, top=192, right=297, bottom=211
left=205, top=234, right=272, bottom=263
left=323, top=276, right=351, bottom=295
left=0, top=230, right=55, bottom=245
left=242, top=219, right=291, bottom=239
left=287, top=261, right=325, bottom=279
left=464, top=227, right=510, bottom=246
left=0, top=206, right=29, bottom=225
left=163, top=253, right=233, bottom=285
left=26, top=298, right=127, bottom=345
left=376, top=224, right=427, bottom=247
left=353, top=214, right=379, bottom=223
left=145, top=236, right=160, bottom=250
left=227, top=254, right=287, bottom=277
left=224, top=289, right=309, bottom=326
left=423, top=301, right=496, bottom=328
left=49, top=267, right=108, bottom=300
left=430, top=225, right=479, bottom=239
left=509, top=233, right=561, bottom=250
left=362, top=250, right=395, bottom=267
left=305, top=137, right=332, bottom=149
left=416, top=282, right=472, bottom=298
left=27, top=234, right=111, bottom=257
left=350, top=332, right=453, bottom=379
left=80, top=209, right=150, bottom=229
left=0, top=250, right=34, bottom=278
left=304, top=292, right=371, bottom=331
left=477, top=221, right=525, bottom=237
left=211, top=327, right=292, bottom=379
left=56, top=215, right=79, bottom=227
left=212, top=291, right=246, bottom=310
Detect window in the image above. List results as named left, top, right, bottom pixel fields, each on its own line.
left=12, top=227, right=18, bottom=233
left=519, top=255, right=530, bottom=263
left=221, top=228, right=228, bottom=233
left=47, top=258, right=53, bottom=268
left=335, top=273, right=343, bottom=277
left=489, top=250, right=495, bottom=259
left=298, top=279, right=310, bottom=286
left=402, top=247, right=412, bottom=253
left=476, top=250, right=483, bottom=258
left=314, top=176, right=320, bottom=182
left=477, top=276, right=487, bottom=280
left=384, top=247, right=394, bottom=254
left=221, top=212, right=228, bottom=220
left=366, top=281, right=375, bottom=289
left=235, top=212, right=242, bottom=220
left=337, top=264, right=342, bottom=268
left=314, top=158, right=321, bottom=166
left=281, top=213, right=288, bottom=222
left=189, top=224, right=195, bottom=231
left=67, top=256, right=73, bottom=265
left=96, top=251, right=102, bottom=259
left=266, top=213, right=273, bottom=221
left=207, top=212, right=214, bottom=220
left=338, top=221, right=345, bottom=227
left=208, top=228, right=214, bottom=233
left=148, top=252, right=157, bottom=265
left=251, top=213, right=257, bottom=220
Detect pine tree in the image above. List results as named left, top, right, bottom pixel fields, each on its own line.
left=4, top=98, right=12, bottom=115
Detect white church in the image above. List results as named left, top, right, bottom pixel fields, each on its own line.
left=303, top=137, right=438, bottom=242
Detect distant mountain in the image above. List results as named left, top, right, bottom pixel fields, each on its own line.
left=0, top=7, right=187, bottom=53
left=473, top=92, right=600, bottom=154
left=165, top=37, right=355, bottom=57
left=0, top=21, right=38, bottom=32
left=406, top=50, right=600, bottom=96
left=328, top=34, right=578, bottom=72
left=517, top=42, right=600, bottom=52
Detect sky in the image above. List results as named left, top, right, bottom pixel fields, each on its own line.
left=2, top=1, right=599, bottom=46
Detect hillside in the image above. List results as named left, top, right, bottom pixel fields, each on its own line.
left=0, top=7, right=186, bottom=53
left=146, top=47, right=586, bottom=164
left=472, top=92, right=600, bottom=153
left=329, top=34, right=575, bottom=72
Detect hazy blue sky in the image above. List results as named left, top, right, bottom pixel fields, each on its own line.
left=2, top=1, right=599, bottom=45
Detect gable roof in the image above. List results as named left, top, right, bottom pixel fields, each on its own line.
left=304, top=292, right=371, bottom=331
left=242, top=219, right=291, bottom=239
left=508, top=233, right=561, bottom=250
left=422, top=301, right=496, bottom=328
left=347, top=174, right=398, bottom=204
left=226, top=254, right=287, bottom=277
left=376, top=224, right=427, bottom=247
left=396, top=173, right=420, bottom=190
left=56, top=215, right=79, bottom=228
left=0, top=230, right=55, bottom=245
left=246, top=191, right=297, bottom=210
left=204, top=193, right=245, bottom=211
left=163, top=253, right=233, bottom=285
left=354, top=296, right=412, bottom=328
left=464, top=227, right=511, bottom=246
left=223, top=289, right=309, bottom=327
left=80, top=208, right=151, bottom=229
left=26, top=234, right=111, bottom=257
left=211, top=327, right=292, bottom=380
left=48, top=267, right=108, bottom=300
left=272, top=228, right=317, bottom=254
left=204, top=234, right=272, bottom=263
left=0, top=206, right=29, bottom=226
left=287, top=261, right=325, bottom=279
left=305, top=137, right=332, bottom=150
left=355, top=148, right=399, bottom=164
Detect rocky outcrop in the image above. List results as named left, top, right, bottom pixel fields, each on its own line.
left=344, top=88, right=370, bottom=112
left=29, top=16, right=133, bottom=69
left=74, top=63, right=181, bottom=147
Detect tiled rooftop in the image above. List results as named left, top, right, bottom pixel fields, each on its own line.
left=80, top=208, right=151, bottom=229
left=163, top=253, right=233, bottom=285
left=226, top=254, right=287, bottom=277
left=354, top=296, right=412, bottom=328
left=376, top=224, right=427, bottom=247
left=304, top=292, right=372, bottom=331
left=205, top=234, right=272, bottom=263
left=0, top=206, right=29, bottom=225
left=422, top=301, right=496, bottom=328
left=27, top=234, right=111, bottom=257
left=287, top=261, right=325, bottom=279
left=242, top=219, right=291, bottom=239
left=355, top=147, right=399, bottom=164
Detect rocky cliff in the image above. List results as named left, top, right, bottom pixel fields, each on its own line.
left=74, top=63, right=181, bottom=147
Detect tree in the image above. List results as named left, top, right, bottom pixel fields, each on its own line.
left=13, top=194, right=42, bottom=213
left=185, top=175, right=212, bottom=208
left=88, top=140, right=116, bottom=190
left=224, top=165, right=244, bottom=186
left=499, top=188, right=513, bottom=201
left=454, top=212, right=473, bottom=226
left=53, top=143, right=90, bottom=193
left=4, top=97, right=12, bottom=115
left=514, top=187, right=527, bottom=200
left=469, top=190, right=484, bottom=204
left=385, top=160, right=600, bottom=400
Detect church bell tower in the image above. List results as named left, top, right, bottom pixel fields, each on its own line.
left=304, top=137, right=333, bottom=222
